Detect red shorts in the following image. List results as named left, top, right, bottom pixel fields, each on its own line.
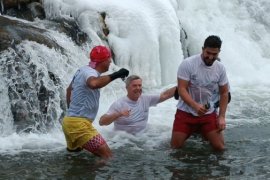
left=173, top=109, right=218, bottom=137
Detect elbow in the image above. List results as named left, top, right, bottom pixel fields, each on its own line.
left=99, top=116, right=107, bottom=126
left=99, top=119, right=104, bottom=126
left=159, top=95, right=165, bottom=103
left=178, top=88, right=186, bottom=98
left=88, top=82, right=99, bottom=89
left=87, top=78, right=100, bottom=89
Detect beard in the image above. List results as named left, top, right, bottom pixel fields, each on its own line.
left=203, top=58, right=216, bottom=66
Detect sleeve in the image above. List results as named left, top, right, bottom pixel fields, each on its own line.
left=106, top=101, right=120, bottom=115
left=143, top=94, right=160, bottom=107
left=218, top=65, right=228, bottom=86
left=84, top=68, right=99, bottom=82
left=177, top=60, right=190, bottom=81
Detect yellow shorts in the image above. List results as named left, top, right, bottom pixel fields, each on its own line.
left=62, top=116, right=99, bottom=151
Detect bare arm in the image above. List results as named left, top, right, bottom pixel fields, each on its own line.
left=159, top=86, right=177, bottom=103
left=87, top=68, right=129, bottom=89
left=87, top=75, right=112, bottom=89
left=99, top=109, right=130, bottom=126
left=66, top=83, right=72, bottom=108
left=217, top=84, right=229, bottom=130
left=178, top=78, right=207, bottom=116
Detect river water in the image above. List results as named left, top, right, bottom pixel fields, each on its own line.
left=1, top=0, right=270, bottom=179
left=1, top=87, right=270, bottom=179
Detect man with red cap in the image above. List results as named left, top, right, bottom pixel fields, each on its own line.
left=62, top=45, right=129, bottom=159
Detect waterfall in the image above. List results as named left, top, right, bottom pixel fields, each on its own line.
left=0, top=0, right=269, bottom=153
left=0, top=0, right=4, bottom=14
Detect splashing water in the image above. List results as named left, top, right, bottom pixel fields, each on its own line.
left=0, top=0, right=270, bottom=179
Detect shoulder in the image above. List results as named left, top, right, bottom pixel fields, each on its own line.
left=141, top=94, right=160, bottom=101
left=179, top=54, right=201, bottom=74
left=80, top=66, right=99, bottom=78
left=108, top=97, right=125, bottom=110
left=214, top=60, right=226, bottom=71
left=116, top=96, right=127, bottom=103
left=185, top=54, right=200, bottom=61
left=141, top=94, right=155, bottom=99
left=112, top=96, right=128, bottom=106
left=181, top=54, right=200, bottom=66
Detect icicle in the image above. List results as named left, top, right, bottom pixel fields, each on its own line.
left=0, top=0, right=4, bottom=14
left=17, top=1, right=21, bottom=10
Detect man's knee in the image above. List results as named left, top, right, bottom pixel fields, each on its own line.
left=170, top=131, right=188, bottom=149
left=94, top=143, right=112, bottom=159
left=211, top=142, right=225, bottom=151
left=170, top=140, right=184, bottom=149
left=205, top=130, right=225, bottom=151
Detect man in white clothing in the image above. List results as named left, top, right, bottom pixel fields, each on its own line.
left=99, top=75, right=176, bottom=134
left=171, top=35, right=229, bottom=151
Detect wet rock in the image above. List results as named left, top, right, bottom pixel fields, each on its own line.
left=179, top=22, right=190, bottom=58
left=0, top=16, right=61, bottom=52
left=11, top=99, right=30, bottom=122
left=37, top=80, right=49, bottom=114
left=1, top=0, right=41, bottom=10
left=6, top=4, right=35, bottom=21
left=27, top=2, right=45, bottom=19
left=51, top=19, right=88, bottom=45
left=100, top=12, right=110, bottom=36
left=1, top=47, right=66, bottom=133
left=1, top=1, right=44, bottom=21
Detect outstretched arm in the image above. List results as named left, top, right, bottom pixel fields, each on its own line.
left=87, top=75, right=112, bottom=89
left=99, top=109, right=130, bottom=126
left=87, top=68, right=129, bottom=89
left=159, top=86, right=177, bottom=103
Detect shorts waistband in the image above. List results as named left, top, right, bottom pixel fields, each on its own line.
left=176, top=109, right=216, bottom=117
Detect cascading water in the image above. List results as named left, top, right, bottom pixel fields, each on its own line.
left=0, top=0, right=270, bottom=179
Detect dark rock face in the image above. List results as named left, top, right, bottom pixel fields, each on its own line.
left=49, top=19, right=88, bottom=46
left=0, top=6, right=88, bottom=133
left=1, top=0, right=41, bottom=10
left=0, top=16, right=61, bottom=52
left=1, top=1, right=45, bottom=21
left=1, top=47, right=67, bottom=133
left=0, top=15, right=88, bottom=52
left=179, top=22, right=189, bottom=58
left=0, top=1, right=189, bottom=134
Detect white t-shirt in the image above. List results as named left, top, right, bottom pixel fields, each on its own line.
left=68, top=65, right=100, bottom=121
left=177, top=54, right=228, bottom=116
left=106, top=95, right=160, bottom=134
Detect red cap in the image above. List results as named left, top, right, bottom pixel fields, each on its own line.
left=89, top=45, right=111, bottom=68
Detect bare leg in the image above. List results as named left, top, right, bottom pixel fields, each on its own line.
left=91, top=143, right=112, bottom=160
left=205, top=130, right=225, bottom=151
left=171, top=131, right=189, bottom=149
left=83, top=135, right=112, bottom=160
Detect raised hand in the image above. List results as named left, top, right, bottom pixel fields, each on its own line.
left=109, top=68, right=129, bottom=81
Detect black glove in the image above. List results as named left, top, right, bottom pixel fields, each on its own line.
left=174, top=87, right=179, bottom=100
left=214, top=92, right=231, bottom=108
left=109, top=68, right=129, bottom=81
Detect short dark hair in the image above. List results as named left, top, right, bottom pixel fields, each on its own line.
left=203, top=35, right=222, bottom=49
left=125, top=75, right=141, bottom=87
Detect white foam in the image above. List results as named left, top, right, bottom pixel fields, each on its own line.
left=0, top=0, right=270, bottom=153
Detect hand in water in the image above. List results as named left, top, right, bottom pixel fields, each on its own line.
left=217, top=116, right=226, bottom=131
